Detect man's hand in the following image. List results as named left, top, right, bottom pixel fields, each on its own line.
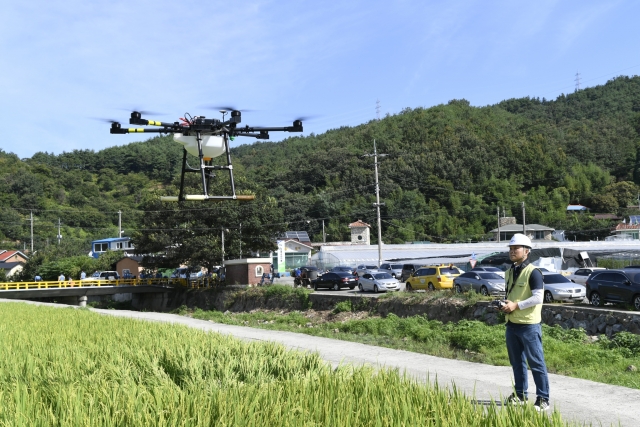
left=501, top=300, right=519, bottom=313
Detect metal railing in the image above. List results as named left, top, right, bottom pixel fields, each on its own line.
left=0, top=277, right=225, bottom=291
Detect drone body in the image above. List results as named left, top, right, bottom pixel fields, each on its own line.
left=109, top=110, right=303, bottom=201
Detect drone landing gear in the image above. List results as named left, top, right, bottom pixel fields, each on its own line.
left=163, top=132, right=255, bottom=202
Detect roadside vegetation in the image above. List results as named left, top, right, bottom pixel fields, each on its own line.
left=1, top=302, right=578, bottom=426
left=183, top=287, right=640, bottom=390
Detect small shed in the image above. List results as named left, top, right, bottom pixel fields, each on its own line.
left=224, top=258, right=272, bottom=286
left=116, top=255, right=144, bottom=278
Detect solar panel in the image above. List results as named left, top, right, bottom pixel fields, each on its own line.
left=284, top=231, right=311, bottom=242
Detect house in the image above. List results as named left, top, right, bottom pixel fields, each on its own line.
left=489, top=223, right=555, bottom=242
left=611, top=215, right=640, bottom=240
left=90, top=237, right=134, bottom=259
left=0, top=250, right=28, bottom=264
left=274, top=237, right=313, bottom=273
left=567, top=204, right=590, bottom=213
left=0, top=261, right=25, bottom=278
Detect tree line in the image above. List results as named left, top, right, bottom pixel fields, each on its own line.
left=1, top=75, right=640, bottom=277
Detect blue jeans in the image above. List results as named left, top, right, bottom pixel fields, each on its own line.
left=505, top=322, right=549, bottom=400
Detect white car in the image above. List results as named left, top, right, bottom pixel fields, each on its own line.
left=354, top=264, right=380, bottom=276
left=565, top=267, right=606, bottom=285
left=358, top=272, right=400, bottom=292
left=83, top=271, right=120, bottom=281
left=542, top=272, right=586, bottom=303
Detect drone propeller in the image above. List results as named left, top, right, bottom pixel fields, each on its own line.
left=118, top=108, right=165, bottom=116
left=293, top=116, right=317, bottom=122
left=92, top=117, right=120, bottom=124
left=203, top=105, right=256, bottom=113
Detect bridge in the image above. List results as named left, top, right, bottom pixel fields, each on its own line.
left=0, top=277, right=217, bottom=306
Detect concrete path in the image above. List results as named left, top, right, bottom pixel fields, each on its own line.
left=3, top=299, right=639, bottom=426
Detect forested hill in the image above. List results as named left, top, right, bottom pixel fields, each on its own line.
left=2, top=76, right=640, bottom=257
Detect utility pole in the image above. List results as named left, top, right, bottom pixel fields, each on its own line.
left=30, top=211, right=34, bottom=253
left=497, top=207, right=500, bottom=243
left=522, top=202, right=526, bottom=235
left=57, top=218, right=62, bottom=245
left=118, top=210, right=122, bottom=238
left=221, top=227, right=225, bottom=264
left=239, top=223, right=242, bottom=259
left=575, top=71, right=581, bottom=91
left=322, top=220, right=326, bottom=243
left=376, top=99, right=381, bottom=120
left=364, top=140, right=387, bottom=267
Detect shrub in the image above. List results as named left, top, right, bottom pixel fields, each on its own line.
left=332, top=300, right=352, bottom=314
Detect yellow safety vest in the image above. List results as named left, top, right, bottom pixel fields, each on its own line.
left=505, top=263, right=542, bottom=324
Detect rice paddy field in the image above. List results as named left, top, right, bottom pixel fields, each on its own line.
left=0, top=302, right=578, bottom=426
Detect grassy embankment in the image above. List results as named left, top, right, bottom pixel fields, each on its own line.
left=1, top=301, right=576, bottom=426
left=184, top=285, right=640, bottom=390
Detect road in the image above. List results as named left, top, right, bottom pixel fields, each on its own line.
left=2, top=298, right=638, bottom=426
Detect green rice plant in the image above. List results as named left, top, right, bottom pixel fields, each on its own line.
left=0, top=302, right=578, bottom=426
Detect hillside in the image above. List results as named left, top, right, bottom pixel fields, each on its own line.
left=1, top=76, right=640, bottom=262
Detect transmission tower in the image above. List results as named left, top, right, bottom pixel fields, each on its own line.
left=376, top=99, right=380, bottom=120
left=575, top=71, right=581, bottom=91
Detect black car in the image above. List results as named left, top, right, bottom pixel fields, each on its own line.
left=330, top=266, right=354, bottom=273
left=586, top=269, right=640, bottom=310
left=400, top=264, right=420, bottom=282
left=312, top=272, right=358, bottom=291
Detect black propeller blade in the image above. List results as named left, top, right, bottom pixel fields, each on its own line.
left=203, top=105, right=256, bottom=113
left=118, top=108, right=165, bottom=116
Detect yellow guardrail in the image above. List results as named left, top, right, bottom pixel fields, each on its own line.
left=0, top=277, right=224, bottom=291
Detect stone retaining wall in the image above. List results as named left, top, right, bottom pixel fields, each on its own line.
left=135, top=288, right=640, bottom=337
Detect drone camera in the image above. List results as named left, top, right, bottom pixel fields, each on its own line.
left=258, top=130, right=269, bottom=139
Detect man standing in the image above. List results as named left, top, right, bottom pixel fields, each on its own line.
left=80, top=271, right=86, bottom=280
left=501, top=233, right=550, bottom=411
left=58, top=273, right=65, bottom=282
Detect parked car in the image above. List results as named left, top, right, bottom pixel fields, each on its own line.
left=358, top=272, right=400, bottom=293
left=565, top=267, right=607, bottom=285
left=83, top=271, right=120, bottom=281
left=189, top=266, right=205, bottom=279
left=354, top=264, right=379, bottom=276
left=586, top=269, right=640, bottom=310
left=470, top=266, right=505, bottom=279
left=541, top=271, right=586, bottom=303
left=379, top=263, right=404, bottom=278
left=406, top=265, right=461, bottom=291
left=312, top=272, right=358, bottom=291
left=400, top=263, right=420, bottom=282
left=454, top=272, right=505, bottom=296
left=171, top=267, right=189, bottom=279
left=330, top=266, right=354, bottom=274
left=295, top=266, right=321, bottom=287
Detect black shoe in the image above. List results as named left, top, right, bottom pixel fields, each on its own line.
left=534, top=396, right=549, bottom=411
left=504, top=393, right=526, bottom=406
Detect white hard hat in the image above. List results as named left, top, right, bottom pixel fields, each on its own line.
left=508, top=233, right=532, bottom=248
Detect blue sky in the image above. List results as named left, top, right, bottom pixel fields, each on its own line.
left=1, top=0, right=638, bottom=159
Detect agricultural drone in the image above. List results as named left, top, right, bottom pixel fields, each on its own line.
left=109, top=109, right=303, bottom=201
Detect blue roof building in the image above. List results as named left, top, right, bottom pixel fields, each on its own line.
left=90, top=237, right=134, bottom=259
left=567, top=204, right=589, bottom=212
